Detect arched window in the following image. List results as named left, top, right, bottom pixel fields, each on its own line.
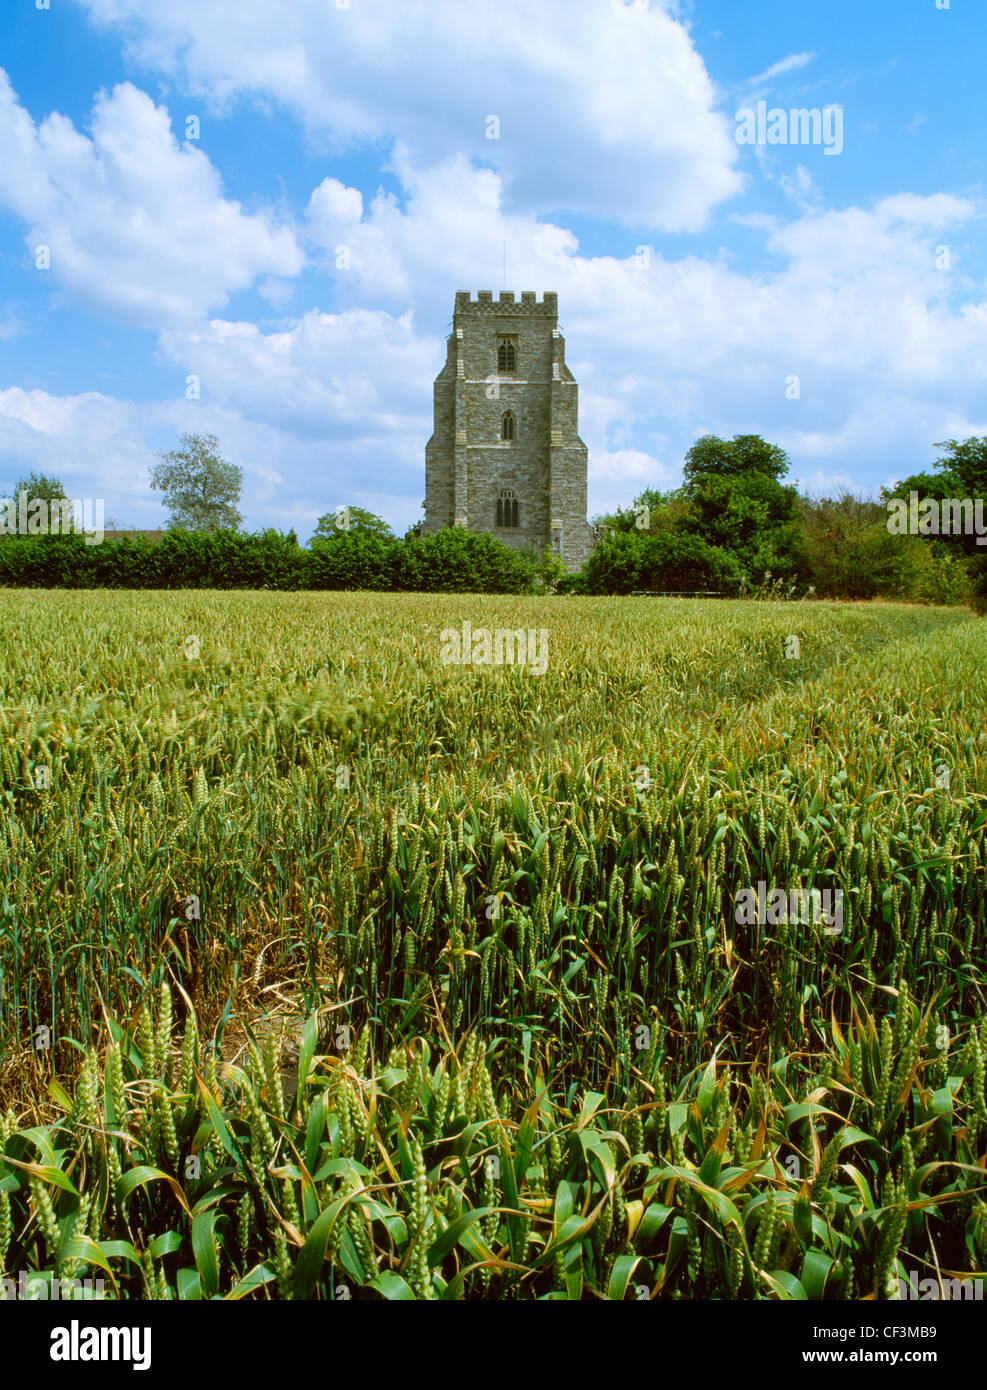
left=497, top=338, right=516, bottom=374
left=496, top=488, right=519, bottom=528
left=501, top=411, right=515, bottom=441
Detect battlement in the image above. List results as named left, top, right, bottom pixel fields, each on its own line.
left=454, top=290, right=559, bottom=316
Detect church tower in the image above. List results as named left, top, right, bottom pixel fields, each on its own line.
left=424, top=291, right=595, bottom=571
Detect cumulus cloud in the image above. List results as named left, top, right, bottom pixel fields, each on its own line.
left=0, top=72, right=303, bottom=327
left=158, top=308, right=436, bottom=443
left=71, top=0, right=742, bottom=231
left=149, top=160, right=987, bottom=524
left=301, top=158, right=986, bottom=403
left=0, top=386, right=155, bottom=501
left=0, top=383, right=412, bottom=538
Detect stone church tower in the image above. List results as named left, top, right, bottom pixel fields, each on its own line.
left=424, top=291, right=595, bottom=571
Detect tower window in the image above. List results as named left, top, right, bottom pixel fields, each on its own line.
left=497, top=337, right=517, bottom=374
left=496, top=488, right=519, bottom=528
left=501, top=411, right=515, bottom=441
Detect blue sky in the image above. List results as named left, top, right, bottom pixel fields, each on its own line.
left=0, top=0, right=983, bottom=538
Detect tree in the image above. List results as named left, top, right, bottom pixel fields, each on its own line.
left=682, top=434, right=790, bottom=487
left=683, top=470, right=805, bottom=584
left=637, top=531, right=744, bottom=594
left=0, top=472, right=72, bottom=540
left=881, top=470, right=958, bottom=505
left=591, top=488, right=687, bottom=536
left=933, top=437, right=987, bottom=500
left=932, top=438, right=987, bottom=611
left=8, top=471, right=69, bottom=503
left=310, top=506, right=394, bottom=544
left=150, top=433, right=243, bottom=531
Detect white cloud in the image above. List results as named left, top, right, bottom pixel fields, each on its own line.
left=158, top=308, right=435, bottom=443
left=0, top=386, right=154, bottom=498
left=587, top=448, right=677, bottom=518
left=302, top=160, right=986, bottom=396
left=0, top=72, right=303, bottom=327
left=0, top=383, right=421, bottom=537
left=148, top=161, right=987, bottom=527
left=746, top=52, right=817, bottom=88
left=3, top=80, right=984, bottom=537
left=72, top=0, right=742, bottom=231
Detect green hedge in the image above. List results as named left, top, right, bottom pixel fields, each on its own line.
left=0, top=527, right=538, bottom=594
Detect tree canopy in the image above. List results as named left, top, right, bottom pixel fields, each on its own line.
left=310, top=506, right=394, bottom=544
left=4, top=471, right=68, bottom=504
left=682, top=434, right=791, bottom=487
left=150, top=433, right=243, bottom=532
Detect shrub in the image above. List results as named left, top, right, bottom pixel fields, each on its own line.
left=583, top=531, right=643, bottom=594
left=584, top=530, right=743, bottom=595
left=394, top=528, right=536, bottom=593
left=638, top=531, right=745, bottom=594
left=306, top=532, right=399, bottom=590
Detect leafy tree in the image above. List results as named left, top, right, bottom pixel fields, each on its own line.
left=797, top=489, right=969, bottom=603
left=8, top=471, right=69, bottom=503
left=682, top=470, right=804, bottom=584
left=881, top=439, right=987, bottom=610
left=798, top=491, right=884, bottom=595
left=583, top=531, right=642, bottom=594
left=150, top=433, right=243, bottom=532
left=309, top=506, right=394, bottom=544
left=933, top=437, right=987, bottom=501
left=592, top=487, right=687, bottom=536
left=632, top=486, right=692, bottom=536
left=637, top=531, right=743, bottom=594
left=932, top=439, right=987, bottom=610
left=682, top=434, right=790, bottom=487
left=0, top=472, right=73, bottom=540
left=589, top=506, right=637, bottom=536
left=881, top=470, right=958, bottom=505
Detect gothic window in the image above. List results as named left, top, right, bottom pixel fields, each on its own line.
left=501, top=411, right=515, bottom=442
left=496, top=488, right=519, bottom=528
left=497, top=337, right=517, bottom=374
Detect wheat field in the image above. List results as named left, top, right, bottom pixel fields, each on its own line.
left=0, top=592, right=985, bottom=1299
